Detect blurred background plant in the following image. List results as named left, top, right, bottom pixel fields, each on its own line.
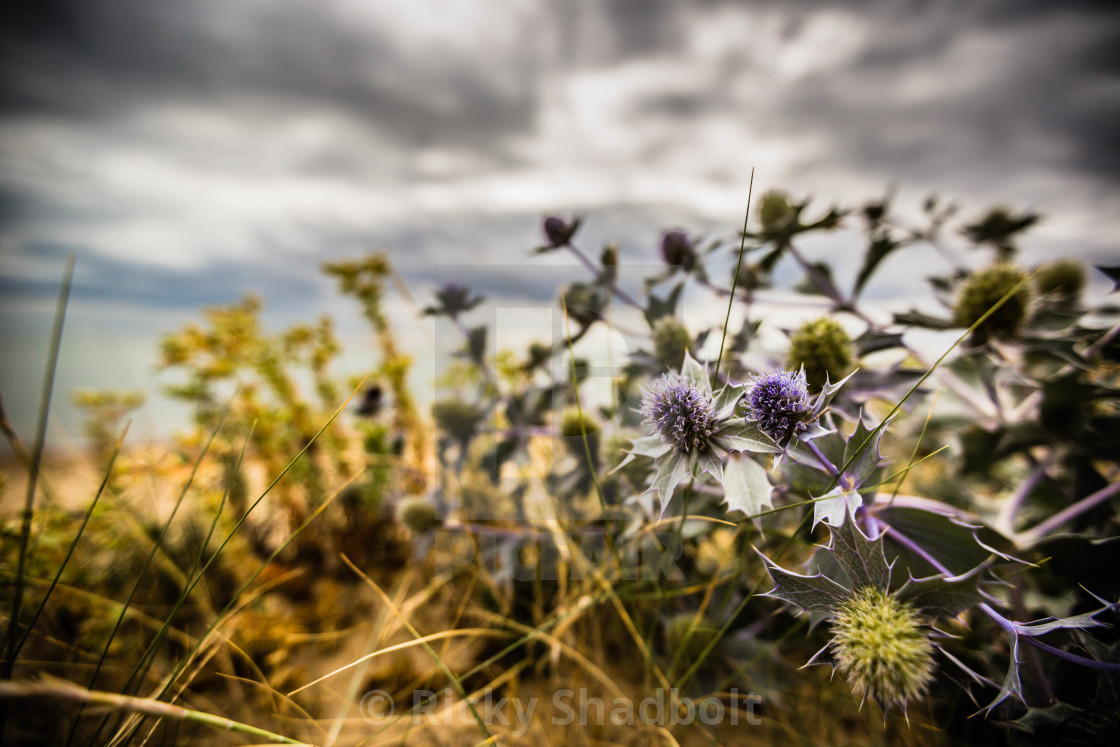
left=2, top=188, right=1118, bottom=746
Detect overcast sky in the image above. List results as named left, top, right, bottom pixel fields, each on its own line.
left=2, top=0, right=1119, bottom=448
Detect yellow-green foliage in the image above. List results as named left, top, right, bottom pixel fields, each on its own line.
left=953, top=262, right=1032, bottom=342
left=72, top=389, right=145, bottom=465
left=158, top=295, right=349, bottom=520
left=325, top=254, right=430, bottom=494
left=787, top=316, right=855, bottom=389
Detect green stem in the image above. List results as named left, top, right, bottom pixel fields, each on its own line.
left=715, top=169, right=754, bottom=377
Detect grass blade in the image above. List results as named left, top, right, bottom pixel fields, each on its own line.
left=0, top=677, right=310, bottom=746
left=13, top=422, right=131, bottom=659
left=72, top=402, right=232, bottom=746
left=1, top=255, right=74, bottom=744
left=4, top=255, right=75, bottom=682
left=715, top=168, right=755, bottom=377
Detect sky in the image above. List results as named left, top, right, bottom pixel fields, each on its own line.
left=2, top=0, right=1119, bottom=450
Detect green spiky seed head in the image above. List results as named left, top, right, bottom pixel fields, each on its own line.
left=432, top=399, right=485, bottom=444
left=396, top=498, right=440, bottom=534
left=651, top=317, right=692, bottom=370
left=665, top=613, right=721, bottom=662
left=830, top=587, right=935, bottom=712
left=786, top=317, right=855, bottom=389
left=758, top=190, right=795, bottom=234
left=953, top=262, right=1032, bottom=342
left=1034, top=258, right=1086, bottom=304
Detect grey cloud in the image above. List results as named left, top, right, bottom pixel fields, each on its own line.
left=1, top=0, right=538, bottom=154
left=0, top=241, right=322, bottom=314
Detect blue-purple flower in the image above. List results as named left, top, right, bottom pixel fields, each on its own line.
left=744, top=368, right=816, bottom=445
left=621, top=353, right=779, bottom=518
left=641, top=373, right=718, bottom=454
left=542, top=215, right=579, bottom=247
left=660, top=229, right=697, bottom=270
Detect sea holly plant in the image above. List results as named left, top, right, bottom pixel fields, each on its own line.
left=760, top=501, right=1120, bottom=717
left=622, top=359, right=857, bottom=520
left=619, top=352, right=783, bottom=519
left=741, top=367, right=854, bottom=461
left=783, top=407, right=891, bottom=529
left=760, top=508, right=987, bottom=713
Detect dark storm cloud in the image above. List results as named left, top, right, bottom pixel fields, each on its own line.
left=1, top=0, right=1118, bottom=287
left=1, top=0, right=537, bottom=154
left=611, top=0, right=1120, bottom=189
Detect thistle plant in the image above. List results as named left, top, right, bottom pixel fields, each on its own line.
left=396, top=497, right=441, bottom=535
left=830, top=586, right=935, bottom=711
left=758, top=189, right=796, bottom=236
left=742, top=368, right=817, bottom=445
left=1033, top=257, right=1087, bottom=305
left=432, top=398, right=486, bottom=447
left=659, top=229, right=698, bottom=271
left=761, top=506, right=978, bottom=716
left=952, top=262, right=1033, bottom=342
left=651, top=316, right=692, bottom=370
left=622, top=352, right=778, bottom=517
left=785, top=317, right=855, bottom=390
left=8, top=184, right=1120, bottom=747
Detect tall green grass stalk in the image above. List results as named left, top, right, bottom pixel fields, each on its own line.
left=1, top=255, right=74, bottom=743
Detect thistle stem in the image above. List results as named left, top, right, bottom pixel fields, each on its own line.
left=890, top=527, right=1120, bottom=678
left=996, top=457, right=1051, bottom=536
left=807, top=440, right=840, bottom=478
left=1017, top=479, right=1120, bottom=546
left=882, top=525, right=952, bottom=575
left=564, top=243, right=644, bottom=310
left=980, top=604, right=1120, bottom=673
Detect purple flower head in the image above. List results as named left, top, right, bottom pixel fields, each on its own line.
left=543, top=215, right=577, bottom=247
left=660, top=230, right=697, bottom=270
left=641, top=372, right=718, bottom=454
left=745, top=368, right=816, bottom=445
